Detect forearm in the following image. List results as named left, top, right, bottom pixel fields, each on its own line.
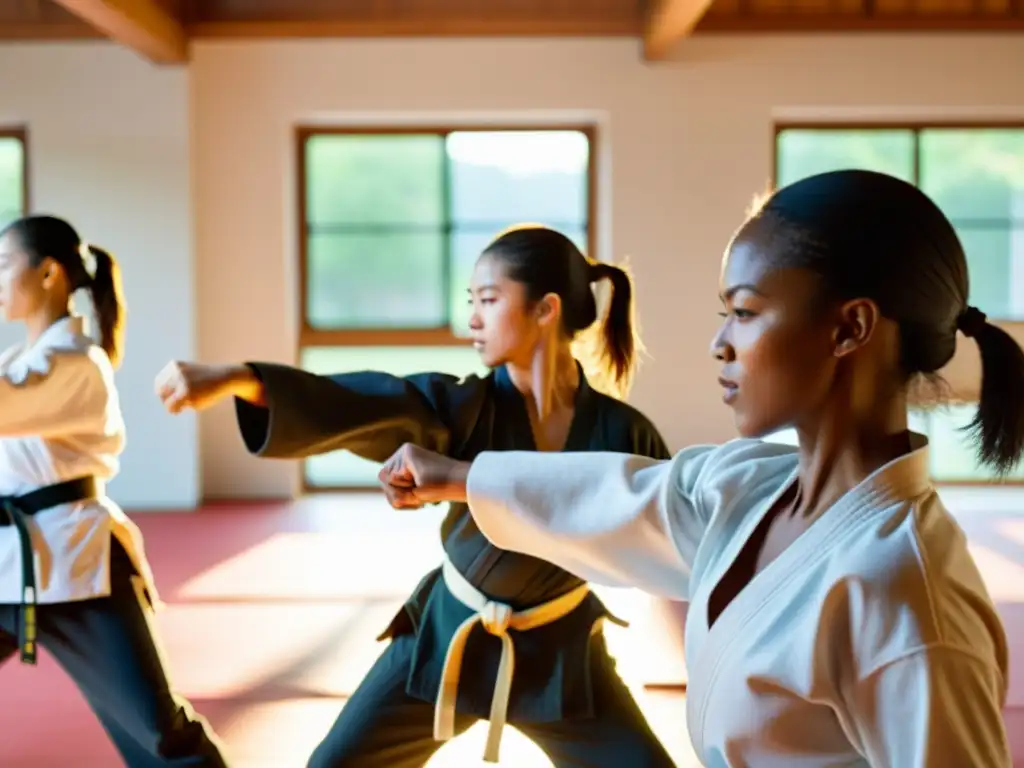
left=225, top=364, right=266, bottom=406
left=440, top=460, right=470, bottom=503
left=463, top=450, right=695, bottom=597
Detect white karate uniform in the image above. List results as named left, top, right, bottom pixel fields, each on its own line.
left=0, top=316, right=156, bottom=605
left=464, top=435, right=1011, bottom=767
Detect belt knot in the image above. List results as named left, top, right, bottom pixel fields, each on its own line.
left=480, top=601, right=513, bottom=636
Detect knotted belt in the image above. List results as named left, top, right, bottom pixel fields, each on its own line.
left=436, top=556, right=591, bottom=763
left=0, top=476, right=99, bottom=665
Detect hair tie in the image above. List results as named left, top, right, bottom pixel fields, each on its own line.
left=78, top=243, right=97, bottom=283
left=590, top=262, right=614, bottom=283
left=957, top=305, right=987, bottom=338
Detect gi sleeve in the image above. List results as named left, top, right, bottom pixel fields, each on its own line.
left=234, top=363, right=487, bottom=461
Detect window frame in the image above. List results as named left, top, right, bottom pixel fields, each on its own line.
left=772, top=120, right=1024, bottom=485
left=295, top=124, right=599, bottom=348
left=295, top=124, right=598, bottom=492
left=0, top=126, right=30, bottom=222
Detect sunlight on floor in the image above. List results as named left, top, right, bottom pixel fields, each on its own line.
left=173, top=531, right=446, bottom=601
left=212, top=688, right=699, bottom=768
left=426, top=724, right=554, bottom=768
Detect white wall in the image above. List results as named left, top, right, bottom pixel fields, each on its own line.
left=0, top=44, right=196, bottom=509
left=192, top=35, right=1024, bottom=500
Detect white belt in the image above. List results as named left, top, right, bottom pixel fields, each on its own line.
left=435, top=556, right=591, bottom=763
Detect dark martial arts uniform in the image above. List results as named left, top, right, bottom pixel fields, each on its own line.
left=233, top=362, right=678, bottom=768
left=0, top=498, right=226, bottom=768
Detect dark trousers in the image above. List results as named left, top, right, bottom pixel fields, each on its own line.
left=307, top=632, right=676, bottom=768
left=0, top=540, right=227, bottom=768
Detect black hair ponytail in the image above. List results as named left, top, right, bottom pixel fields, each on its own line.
left=961, top=310, right=1024, bottom=475
left=589, top=262, right=640, bottom=399
left=86, top=245, right=126, bottom=369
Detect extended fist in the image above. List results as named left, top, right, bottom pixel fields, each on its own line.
left=377, top=443, right=471, bottom=509
left=154, top=361, right=249, bottom=414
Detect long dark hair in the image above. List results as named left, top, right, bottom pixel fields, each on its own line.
left=483, top=225, right=642, bottom=398
left=747, top=170, right=1024, bottom=474
left=0, top=215, right=126, bottom=368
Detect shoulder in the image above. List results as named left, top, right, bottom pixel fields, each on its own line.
left=403, top=369, right=494, bottom=416
left=666, top=438, right=799, bottom=532
left=908, top=496, right=1004, bottom=656
left=829, top=492, right=1006, bottom=681
left=2, top=332, right=109, bottom=393
left=590, top=391, right=671, bottom=458
left=405, top=369, right=493, bottom=398
left=677, top=437, right=799, bottom=492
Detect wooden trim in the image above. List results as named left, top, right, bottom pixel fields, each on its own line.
left=0, top=127, right=30, bottom=217
left=0, top=23, right=103, bottom=40
left=295, top=125, right=311, bottom=358
left=299, top=327, right=469, bottom=348
left=299, top=483, right=387, bottom=495
left=774, top=121, right=1024, bottom=132
left=188, top=18, right=640, bottom=39
left=7, top=12, right=1024, bottom=42
left=772, top=121, right=1024, bottom=325
left=296, top=124, right=600, bottom=138
left=584, top=124, right=598, bottom=262
left=696, top=13, right=1024, bottom=32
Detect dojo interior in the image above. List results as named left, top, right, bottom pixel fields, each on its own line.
left=2, top=1, right=1024, bottom=766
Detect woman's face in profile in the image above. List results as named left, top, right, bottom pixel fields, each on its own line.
left=711, top=232, right=839, bottom=439
left=0, top=232, right=51, bottom=323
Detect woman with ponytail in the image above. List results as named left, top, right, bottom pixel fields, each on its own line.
left=0, top=216, right=226, bottom=766
left=379, top=171, right=1017, bottom=767
left=155, top=224, right=674, bottom=767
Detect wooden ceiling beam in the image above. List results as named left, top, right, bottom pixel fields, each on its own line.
left=644, top=0, right=716, bottom=60
left=50, top=0, right=187, bottom=63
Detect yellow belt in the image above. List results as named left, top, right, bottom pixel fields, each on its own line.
left=436, top=556, right=591, bottom=763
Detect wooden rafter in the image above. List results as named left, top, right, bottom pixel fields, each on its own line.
left=50, top=0, right=187, bottom=64
left=644, top=0, right=716, bottom=60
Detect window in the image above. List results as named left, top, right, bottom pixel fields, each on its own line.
left=776, top=126, right=1024, bottom=321
left=0, top=129, right=27, bottom=229
left=298, top=127, right=594, bottom=488
left=775, top=124, right=1024, bottom=483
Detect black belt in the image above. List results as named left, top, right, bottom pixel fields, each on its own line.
left=0, top=476, right=99, bottom=665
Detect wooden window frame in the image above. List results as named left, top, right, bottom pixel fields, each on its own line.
left=773, top=121, right=1024, bottom=485
left=295, top=124, right=599, bottom=349
left=295, top=124, right=598, bottom=493
left=0, top=126, right=30, bottom=220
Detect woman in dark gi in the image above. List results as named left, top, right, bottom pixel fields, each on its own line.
left=0, top=215, right=227, bottom=767
left=155, top=225, right=677, bottom=767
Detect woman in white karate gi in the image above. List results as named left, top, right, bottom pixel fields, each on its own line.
left=377, top=170, right=1017, bottom=767
left=0, top=216, right=227, bottom=767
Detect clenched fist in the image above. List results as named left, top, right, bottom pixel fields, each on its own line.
left=377, top=443, right=471, bottom=509
left=154, top=361, right=261, bottom=414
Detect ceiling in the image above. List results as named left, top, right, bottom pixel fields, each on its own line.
left=1, top=0, right=1021, bottom=64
